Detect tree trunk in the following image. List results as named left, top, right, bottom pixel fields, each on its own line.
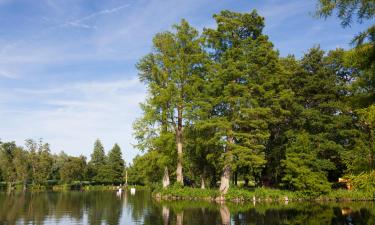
left=234, top=171, right=238, bottom=186
left=176, top=107, right=184, bottom=185
left=7, top=182, right=13, bottom=194
left=23, top=180, right=27, bottom=192
left=201, top=167, right=206, bottom=189
left=125, top=170, right=128, bottom=186
left=219, top=135, right=233, bottom=194
left=244, top=178, right=249, bottom=187
left=219, top=165, right=231, bottom=194
left=163, top=167, right=170, bottom=188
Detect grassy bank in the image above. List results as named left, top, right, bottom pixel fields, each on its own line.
left=154, top=186, right=375, bottom=202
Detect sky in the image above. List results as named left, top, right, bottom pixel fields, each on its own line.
left=0, top=0, right=373, bottom=163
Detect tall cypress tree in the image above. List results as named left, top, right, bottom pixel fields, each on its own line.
left=204, top=10, right=283, bottom=193
left=136, top=19, right=206, bottom=185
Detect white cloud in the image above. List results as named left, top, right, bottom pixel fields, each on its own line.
left=0, top=69, right=17, bottom=78
left=0, top=77, right=146, bottom=162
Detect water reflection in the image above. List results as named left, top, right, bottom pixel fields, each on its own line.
left=0, top=190, right=374, bottom=224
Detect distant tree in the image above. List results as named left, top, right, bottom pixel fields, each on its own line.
left=89, top=139, right=106, bottom=182
left=0, top=142, right=17, bottom=190
left=26, top=139, right=53, bottom=185
left=51, top=151, right=69, bottom=181
left=13, top=148, right=29, bottom=190
left=90, top=139, right=106, bottom=166
left=60, top=156, right=86, bottom=184
left=107, top=144, right=125, bottom=184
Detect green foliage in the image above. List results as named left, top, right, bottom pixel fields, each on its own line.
left=90, top=139, right=106, bottom=166
left=351, top=170, right=375, bottom=192
left=316, top=0, right=375, bottom=27
left=89, top=139, right=108, bottom=183
left=107, top=143, right=125, bottom=184
left=0, top=138, right=128, bottom=189
left=59, top=156, right=86, bottom=184
left=225, top=187, right=301, bottom=201
left=154, top=186, right=220, bottom=199
left=325, top=189, right=375, bottom=200
left=281, top=133, right=333, bottom=195
left=200, top=9, right=283, bottom=187
left=155, top=186, right=374, bottom=201
left=26, top=139, right=53, bottom=185
left=0, top=142, right=18, bottom=184
left=128, top=152, right=167, bottom=185
left=316, top=0, right=375, bottom=107
left=136, top=19, right=208, bottom=184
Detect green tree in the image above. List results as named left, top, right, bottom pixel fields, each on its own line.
left=26, top=139, right=53, bottom=185
left=316, top=0, right=375, bottom=27
left=343, top=105, right=375, bottom=174
left=127, top=152, right=167, bottom=185
left=279, top=48, right=360, bottom=192
left=281, top=132, right=332, bottom=194
left=89, top=139, right=106, bottom=182
left=316, top=0, right=375, bottom=105
left=51, top=151, right=69, bottom=181
left=0, top=142, right=17, bottom=190
left=60, top=156, right=86, bottom=184
left=107, top=143, right=125, bottom=184
left=136, top=19, right=206, bottom=185
left=90, top=139, right=106, bottom=166
left=203, top=10, right=282, bottom=192
left=13, top=147, right=29, bottom=190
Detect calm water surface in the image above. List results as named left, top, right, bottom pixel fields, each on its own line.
left=0, top=190, right=374, bottom=225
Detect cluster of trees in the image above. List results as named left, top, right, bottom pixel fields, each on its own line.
left=131, top=1, right=375, bottom=194
left=0, top=139, right=125, bottom=190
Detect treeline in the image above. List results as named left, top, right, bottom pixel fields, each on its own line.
left=0, top=139, right=125, bottom=190
left=130, top=2, right=375, bottom=194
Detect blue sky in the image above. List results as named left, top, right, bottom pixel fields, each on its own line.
left=0, top=0, right=372, bottom=163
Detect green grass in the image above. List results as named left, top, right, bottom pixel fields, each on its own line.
left=154, top=186, right=375, bottom=202
left=323, top=189, right=375, bottom=201
left=154, top=185, right=220, bottom=200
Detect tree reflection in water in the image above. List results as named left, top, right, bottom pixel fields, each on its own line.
left=220, top=205, right=230, bottom=225
left=0, top=190, right=374, bottom=225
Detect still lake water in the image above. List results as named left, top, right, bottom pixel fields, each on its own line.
left=0, top=189, right=374, bottom=225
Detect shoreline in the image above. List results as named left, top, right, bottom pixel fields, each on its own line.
left=153, top=187, right=375, bottom=203
left=0, top=182, right=146, bottom=192
left=1, top=184, right=374, bottom=203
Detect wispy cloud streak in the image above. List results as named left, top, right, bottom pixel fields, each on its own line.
left=60, top=4, right=131, bottom=29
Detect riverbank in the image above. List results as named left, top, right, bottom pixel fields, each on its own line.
left=0, top=181, right=146, bottom=192
left=153, top=186, right=375, bottom=202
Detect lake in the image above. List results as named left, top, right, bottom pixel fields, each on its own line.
left=0, top=189, right=374, bottom=224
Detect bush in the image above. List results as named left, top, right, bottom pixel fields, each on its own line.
left=351, top=171, right=375, bottom=192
